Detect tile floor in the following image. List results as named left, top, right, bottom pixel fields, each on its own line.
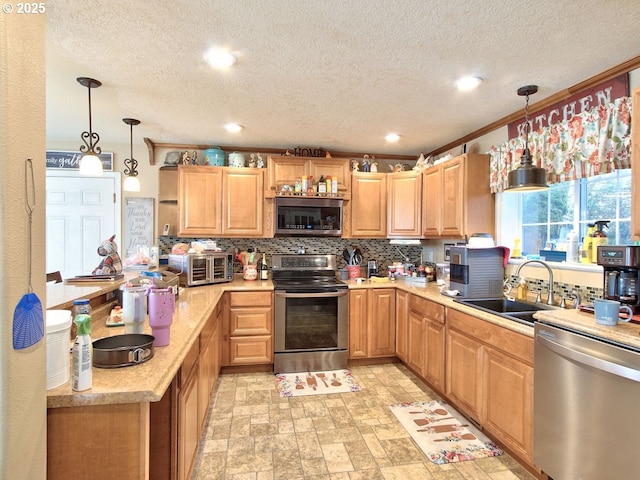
left=192, top=363, right=537, bottom=480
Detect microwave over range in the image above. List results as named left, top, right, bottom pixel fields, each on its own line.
left=274, top=196, right=343, bottom=236
left=168, top=252, right=234, bottom=287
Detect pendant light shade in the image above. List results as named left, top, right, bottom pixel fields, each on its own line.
left=77, top=77, right=104, bottom=176
left=122, top=118, right=141, bottom=192
left=506, top=85, right=548, bottom=191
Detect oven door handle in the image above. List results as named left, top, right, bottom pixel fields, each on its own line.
left=537, top=334, right=640, bottom=383
left=275, top=290, right=348, bottom=299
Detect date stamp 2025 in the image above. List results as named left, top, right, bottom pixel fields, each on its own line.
left=2, top=2, right=46, bottom=14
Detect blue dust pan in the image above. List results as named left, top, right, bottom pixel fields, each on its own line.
left=13, top=291, right=44, bottom=349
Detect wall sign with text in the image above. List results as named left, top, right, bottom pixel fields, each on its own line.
left=45, top=150, right=113, bottom=171
left=507, top=73, right=629, bottom=140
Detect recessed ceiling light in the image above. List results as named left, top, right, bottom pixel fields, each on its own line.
left=205, top=48, right=237, bottom=68
left=225, top=123, right=243, bottom=133
left=455, top=76, right=483, bottom=91
left=385, top=133, right=401, bottom=142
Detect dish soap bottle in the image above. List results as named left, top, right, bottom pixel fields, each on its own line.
left=516, top=277, right=529, bottom=301
left=72, top=313, right=92, bottom=391
left=590, top=220, right=609, bottom=263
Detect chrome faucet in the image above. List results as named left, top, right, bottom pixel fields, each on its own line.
left=514, top=260, right=555, bottom=306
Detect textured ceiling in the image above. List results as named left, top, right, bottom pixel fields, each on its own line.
left=46, top=0, right=640, bottom=157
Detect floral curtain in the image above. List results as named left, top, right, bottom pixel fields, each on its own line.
left=489, top=96, right=632, bottom=193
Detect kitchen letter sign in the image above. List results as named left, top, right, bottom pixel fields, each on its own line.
left=124, top=197, right=154, bottom=257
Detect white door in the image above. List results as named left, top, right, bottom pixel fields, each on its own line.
left=46, top=171, right=122, bottom=279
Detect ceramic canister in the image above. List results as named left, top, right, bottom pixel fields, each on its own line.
left=228, top=152, right=246, bottom=167
left=204, top=147, right=225, bottom=166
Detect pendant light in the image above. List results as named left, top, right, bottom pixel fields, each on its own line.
left=77, top=77, right=104, bottom=176
left=122, top=118, right=141, bottom=192
left=506, top=85, right=548, bottom=191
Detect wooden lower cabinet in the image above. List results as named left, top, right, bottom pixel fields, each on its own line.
left=348, top=288, right=396, bottom=359
left=395, top=290, right=409, bottom=362
left=406, top=294, right=445, bottom=392
left=445, top=308, right=534, bottom=466
left=445, top=327, right=483, bottom=421
left=178, top=355, right=200, bottom=480
left=223, top=291, right=273, bottom=366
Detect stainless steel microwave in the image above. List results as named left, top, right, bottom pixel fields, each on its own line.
left=274, top=196, right=343, bottom=236
left=167, top=252, right=234, bottom=286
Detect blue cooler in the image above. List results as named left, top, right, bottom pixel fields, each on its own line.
left=204, top=147, right=225, bottom=166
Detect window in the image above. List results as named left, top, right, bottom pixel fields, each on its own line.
left=502, top=169, right=631, bottom=257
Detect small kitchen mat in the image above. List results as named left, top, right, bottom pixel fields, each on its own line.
left=390, top=400, right=502, bottom=464
left=275, top=369, right=362, bottom=397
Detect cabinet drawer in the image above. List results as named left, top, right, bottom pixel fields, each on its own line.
left=447, top=308, right=533, bottom=364
left=229, top=307, right=272, bottom=335
left=228, top=291, right=272, bottom=308
left=228, top=336, right=273, bottom=365
left=409, top=295, right=445, bottom=323
left=180, top=339, right=200, bottom=387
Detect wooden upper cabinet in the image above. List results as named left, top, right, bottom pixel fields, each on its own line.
left=265, top=156, right=307, bottom=196
left=440, top=157, right=464, bottom=237
left=307, top=158, right=351, bottom=196
left=347, top=172, right=387, bottom=238
left=265, top=156, right=351, bottom=198
left=178, top=166, right=222, bottom=236
left=387, top=171, right=422, bottom=238
left=222, top=168, right=264, bottom=236
left=631, top=88, right=640, bottom=239
left=422, top=153, right=494, bottom=239
left=421, top=165, right=442, bottom=237
left=178, top=166, right=264, bottom=237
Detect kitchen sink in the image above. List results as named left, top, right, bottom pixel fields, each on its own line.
left=454, top=298, right=557, bottom=326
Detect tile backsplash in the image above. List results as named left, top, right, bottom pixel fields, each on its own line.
left=159, top=236, right=604, bottom=302
left=158, top=236, right=424, bottom=274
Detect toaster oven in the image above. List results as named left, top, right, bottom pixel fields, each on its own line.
left=168, top=252, right=234, bottom=287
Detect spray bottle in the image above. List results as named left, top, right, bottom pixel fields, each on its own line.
left=581, top=223, right=596, bottom=264
left=591, top=220, right=610, bottom=263
left=72, top=313, right=92, bottom=391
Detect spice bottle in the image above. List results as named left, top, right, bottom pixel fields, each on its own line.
left=318, top=175, right=327, bottom=193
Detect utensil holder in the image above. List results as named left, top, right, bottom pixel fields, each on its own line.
left=347, top=265, right=361, bottom=279
left=243, top=264, right=258, bottom=281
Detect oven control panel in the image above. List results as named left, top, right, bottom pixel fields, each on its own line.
left=272, top=254, right=337, bottom=271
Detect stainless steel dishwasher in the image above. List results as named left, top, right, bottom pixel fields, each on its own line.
left=534, top=322, right=640, bottom=480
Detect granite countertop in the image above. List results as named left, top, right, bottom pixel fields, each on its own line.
left=344, top=277, right=536, bottom=337
left=46, top=275, right=273, bottom=409
left=49, top=273, right=640, bottom=409
left=346, top=277, right=640, bottom=346
left=534, top=307, right=640, bottom=349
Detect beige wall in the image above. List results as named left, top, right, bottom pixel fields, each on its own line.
left=0, top=12, right=47, bottom=480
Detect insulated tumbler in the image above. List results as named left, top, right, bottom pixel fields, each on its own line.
left=148, top=286, right=175, bottom=346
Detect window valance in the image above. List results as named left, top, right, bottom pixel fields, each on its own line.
left=489, top=96, right=632, bottom=193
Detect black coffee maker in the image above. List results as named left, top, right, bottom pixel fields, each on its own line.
left=597, top=245, right=640, bottom=312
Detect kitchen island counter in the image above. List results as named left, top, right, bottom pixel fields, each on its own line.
left=46, top=275, right=273, bottom=408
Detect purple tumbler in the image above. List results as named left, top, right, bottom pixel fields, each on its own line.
left=147, top=286, right=175, bottom=346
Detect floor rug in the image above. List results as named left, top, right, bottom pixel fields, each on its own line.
left=275, top=369, right=362, bottom=397
left=390, top=400, right=503, bottom=464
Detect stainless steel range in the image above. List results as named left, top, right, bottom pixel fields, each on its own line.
left=272, top=254, right=348, bottom=373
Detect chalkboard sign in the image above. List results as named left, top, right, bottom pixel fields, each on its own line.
left=124, top=197, right=154, bottom=257
left=46, top=150, right=113, bottom=171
